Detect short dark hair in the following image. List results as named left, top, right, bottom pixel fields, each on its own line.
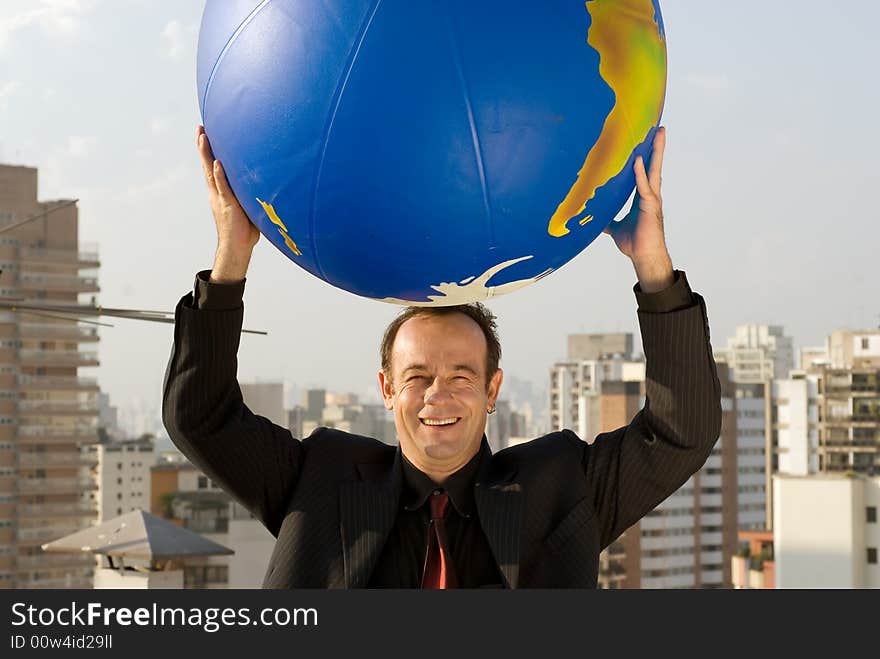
left=380, top=303, right=501, bottom=384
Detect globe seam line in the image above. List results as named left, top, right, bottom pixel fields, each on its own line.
left=308, top=0, right=384, bottom=284
left=200, top=0, right=273, bottom=118
left=444, top=7, right=496, bottom=254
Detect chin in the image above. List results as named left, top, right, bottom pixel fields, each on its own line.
left=420, top=431, right=481, bottom=463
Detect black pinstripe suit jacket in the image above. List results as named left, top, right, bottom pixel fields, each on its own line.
left=162, top=289, right=721, bottom=588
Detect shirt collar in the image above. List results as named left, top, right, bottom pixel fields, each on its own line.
left=400, top=438, right=489, bottom=518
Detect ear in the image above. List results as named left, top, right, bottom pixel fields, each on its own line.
left=378, top=370, right=395, bottom=411
left=487, top=368, right=503, bottom=408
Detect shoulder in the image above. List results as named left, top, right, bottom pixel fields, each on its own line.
left=492, top=430, right=584, bottom=466
left=302, top=426, right=396, bottom=462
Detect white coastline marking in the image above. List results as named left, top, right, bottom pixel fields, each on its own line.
left=378, top=255, right=554, bottom=306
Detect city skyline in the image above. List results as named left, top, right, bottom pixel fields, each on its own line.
left=2, top=0, right=878, bottom=420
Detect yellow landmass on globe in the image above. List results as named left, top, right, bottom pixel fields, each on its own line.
left=257, top=197, right=301, bottom=256
left=547, top=0, right=666, bottom=237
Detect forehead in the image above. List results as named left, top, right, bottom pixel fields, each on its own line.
left=391, top=313, right=487, bottom=373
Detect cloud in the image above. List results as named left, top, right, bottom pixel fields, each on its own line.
left=67, top=135, right=97, bottom=158
left=0, top=81, right=22, bottom=111
left=685, top=72, right=731, bottom=94
left=0, top=0, right=98, bottom=51
left=160, top=20, right=198, bottom=60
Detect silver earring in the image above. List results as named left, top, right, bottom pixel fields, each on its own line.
left=487, top=405, right=496, bottom=415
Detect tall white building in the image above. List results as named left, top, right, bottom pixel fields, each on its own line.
left=715, top=324, right=794, bottom=382
left=95, top=437, right=155, bottom=522
left=773, top=374, right=820, bottom=477
left=773, top=473, right=880, bottom=588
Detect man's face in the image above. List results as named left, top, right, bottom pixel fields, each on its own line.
left=378, top=312, right=503, bottom=478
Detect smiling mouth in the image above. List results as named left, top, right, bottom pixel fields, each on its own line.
left=420, top=417, right=460, bottom=427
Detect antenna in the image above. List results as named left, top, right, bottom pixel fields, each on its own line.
left=0, top=198, right=80, bottom=234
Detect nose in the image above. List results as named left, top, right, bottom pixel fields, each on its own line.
left=424, top=377, right=453, bottom=405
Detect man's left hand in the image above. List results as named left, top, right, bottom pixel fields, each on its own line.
left=604, top=126, right=673, bottom=293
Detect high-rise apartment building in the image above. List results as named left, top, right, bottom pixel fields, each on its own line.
left=772, top=329, right=879, bottom=480
left=549, top=332, right=644, bottom=440
left=714, top=324, right=794, bottom=382
left=96, top=436, right=154, bottom=522
left=0, top=164, right=100, bottom=588
left=733, top=381, right=772, bottom=531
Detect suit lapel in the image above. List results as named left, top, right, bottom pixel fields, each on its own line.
left=474, top=444, right=523, bottom=589
left=339, top=452, right=402, bottom=588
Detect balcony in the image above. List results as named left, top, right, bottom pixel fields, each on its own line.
left=184, top=518, right=229, bottom=534
left=16, top=273, right=100, bottom=294
left=19, top=577, right=95, bottom=588
left=15, top=554, right=96, bottom=570
left=16, top=503, right=98, bottom=518
left=17, top=526, right=84, bottom=544
left=16, top=375, right=100, bottom=392
left=18, top=246, right=100, bottom=268
left=17, top=400, right=99, bottom=416
left=606, top=542, right=626, bottom=558
left=17, top=477, right=97, bottom=493
left=18, top=323, right=100, bottom=343
left=17, top=349, right=99, bottom=367
left=16, top=427, right=99, bottom=444
left=17, top=452, right=99, bottom=467
left=823, top=415, right=880, bottom=427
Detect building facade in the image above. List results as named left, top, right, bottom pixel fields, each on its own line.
left=96, top=436, right=154, bottom=522
left=714, top=324, right=794, bottom=383
left=0, top=164, right=100, bottom=588
left=773, top=473, right=880, bottom=588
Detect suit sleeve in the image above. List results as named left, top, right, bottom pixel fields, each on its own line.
left=579, top=271, right=722, bottom=551
left=161, top=275, right=303, bottom=537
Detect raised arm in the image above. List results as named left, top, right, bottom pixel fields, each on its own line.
left=584, top=127, right=722, bottom=549
left=161, top=127, right=302, bottom=536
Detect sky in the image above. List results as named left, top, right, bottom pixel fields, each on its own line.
left=2, top=0, right=879, bottom=428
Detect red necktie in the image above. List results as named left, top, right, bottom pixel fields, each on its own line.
left=421, top=491, right=457, bottom=589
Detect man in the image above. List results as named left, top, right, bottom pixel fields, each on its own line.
left=163, top=124, right=721, bottom=588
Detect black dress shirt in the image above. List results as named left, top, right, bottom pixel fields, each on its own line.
left=367, top=439, right=503, bottom=588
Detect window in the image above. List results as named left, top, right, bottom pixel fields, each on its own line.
left=868, top=507, right=877, bottom=524
left=117, top=493, right=122, bottom=500
left=868, top=548, right=878, bottom=565
left=117, top=508, right=122, bottom=515
left=117, top=477, right=122, bottom=485
left=198, top=476, right=208, bottom=489
left=862, top=338, right=870, bottom=350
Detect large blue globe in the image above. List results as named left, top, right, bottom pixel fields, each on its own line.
left=197, top=0, right=667, bottom=305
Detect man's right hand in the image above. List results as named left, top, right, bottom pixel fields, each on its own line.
left=197, top=125, right=260, bottom=283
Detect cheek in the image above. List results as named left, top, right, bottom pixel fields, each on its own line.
left=396, top=386, right=425, bottom=408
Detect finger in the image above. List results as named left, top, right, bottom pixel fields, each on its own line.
left=198, top=132, right=218, bottom=193
left=634, top=155, right=652, bottom=199
left=213, top=160, right=233, bottom=201
left=196, top=133, right=217, bottom=191
left=648, top=126, right=665, bottom=190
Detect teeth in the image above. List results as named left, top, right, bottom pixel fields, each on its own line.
left=422, top=418, right=458, bottom=426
